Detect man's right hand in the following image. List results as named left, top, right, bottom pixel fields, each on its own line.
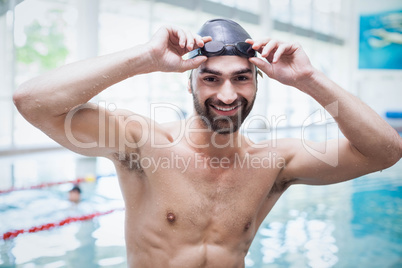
left=13, top=25, right=212, bottom=159
left=147, top=25, right=211, bottom=73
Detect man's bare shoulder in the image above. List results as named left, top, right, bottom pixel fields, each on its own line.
left=160, top=120, right=186, bottom=139
left=249, top=138, right=303, bottom=179
left=248, top=137, right=301, bottom=157
left=113, top=109, right=178, bottom=143
left=241, top=138, right=301, bottom=196
left=106, top=111, right=178, bottom=164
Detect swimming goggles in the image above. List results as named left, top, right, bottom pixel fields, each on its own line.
left=189, top=41, right=256, bottom=58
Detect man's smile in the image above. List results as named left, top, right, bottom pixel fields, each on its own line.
left=210, top=103, right=242, bottom=116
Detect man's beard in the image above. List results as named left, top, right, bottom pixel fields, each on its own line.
left=192, top=92, right=255, bottom=135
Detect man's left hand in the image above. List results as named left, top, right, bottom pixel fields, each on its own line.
left=247, top=38, right=316, bottom=89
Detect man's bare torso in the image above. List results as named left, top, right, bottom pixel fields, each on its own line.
left=111, top=121, right=289, bottom=267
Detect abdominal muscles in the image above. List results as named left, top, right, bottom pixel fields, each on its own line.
left=125, top=200, right=257, bottom=268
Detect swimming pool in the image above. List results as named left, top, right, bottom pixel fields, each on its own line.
left=247, top=158, right=402, bottom=268
left=0, top=157, right=401, bottom=267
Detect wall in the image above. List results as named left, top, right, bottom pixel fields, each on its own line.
left=353, top=0, right=402, bottom=128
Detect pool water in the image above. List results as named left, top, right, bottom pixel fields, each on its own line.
left=247, top=159, right=402, bottom=268
left=0, top=175, right=126, bottom=268
left=0, top=160, right=401, bottom=267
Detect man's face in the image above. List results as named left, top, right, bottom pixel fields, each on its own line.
left=69, top=190, right=80, bottom=203
left=189, top=56, right=257, bottom=134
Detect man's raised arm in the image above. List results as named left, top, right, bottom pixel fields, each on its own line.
left=248, top=38, right=402, bottom=184
left=13, top=26, right=210, bottom=158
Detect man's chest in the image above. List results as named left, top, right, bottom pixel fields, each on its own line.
left=118, top=146, right=287, bottom=243
left=143, top=150, right=279, bottom=214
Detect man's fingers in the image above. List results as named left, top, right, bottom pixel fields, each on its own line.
left=202, top=36, right=212, bottom=42
left=200, top=36, right=212, bottom=46
left=164, top=25, right=213, bottom=52
left=249, top=57, right=272, bottom=77
left=193, top=35, right=212, bottom=49
left=173, top=27, right=205, bottom=51
left=251, top=38, right=271, bottom=51
left=184, top=30, right=195, bottom=51
left=174, top=28, right=187, bottom=48
left=180, top=56, right=207, bottom=72
left=245, top=39, right=254, bottom=45
left=273, top=43, right=290, bottom=63
left=251, top=38, right=296, bottom=63
left=261, top=40, right=280, bottom=58
left=194, top=34, right=204, bottom=48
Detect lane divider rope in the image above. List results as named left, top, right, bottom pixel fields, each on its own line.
left=0, top=174, right=115, bottom=195
left=1, top=207, right=125, bottom=240
left=0, top=178, right=87, bottom=194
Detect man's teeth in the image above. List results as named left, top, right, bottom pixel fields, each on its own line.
left=214, top=105, right=239, bottom=111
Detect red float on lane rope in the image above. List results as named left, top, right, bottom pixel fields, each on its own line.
left=1, top=208, right=124, bottom=240
left=0, top=174, right=117, bottom=194
left=0, top=178, right=88, bottom=194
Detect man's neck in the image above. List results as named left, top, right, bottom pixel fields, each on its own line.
left=184, top=116, right=245, bottom=159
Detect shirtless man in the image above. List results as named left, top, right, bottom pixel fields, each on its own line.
left=13, top=18, right=402, bottom=267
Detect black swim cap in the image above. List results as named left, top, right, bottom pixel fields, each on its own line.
left=70, top=185, right=81, bottom=193
left=188, top=18, right=255, bottom=58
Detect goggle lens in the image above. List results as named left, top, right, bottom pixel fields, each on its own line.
left=200, top=41, right=255, bottom=58
left=236, top=42, right=255, bottom=57
left=204, top=41, right=225, bottom=53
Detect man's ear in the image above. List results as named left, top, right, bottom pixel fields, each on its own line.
left=187, top=79, right=192, bottom=94
left=187, top=70, right=193, bottom=94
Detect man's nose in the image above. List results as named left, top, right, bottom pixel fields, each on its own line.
left=217, top=81, right=238, bottom=104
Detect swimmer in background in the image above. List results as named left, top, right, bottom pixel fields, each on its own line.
left=68, top=185, right=81, bottom=203
left=13, top=18, right=402, bottom=267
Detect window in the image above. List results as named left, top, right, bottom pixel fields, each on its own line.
left=1, top=0, right=350, bottom=150
left=12, top=0, right=77, bottom=147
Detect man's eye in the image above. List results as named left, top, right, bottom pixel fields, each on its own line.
left=236, top=76, right=248, bottom=81
left=204, top=77, right=217, bottom=82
